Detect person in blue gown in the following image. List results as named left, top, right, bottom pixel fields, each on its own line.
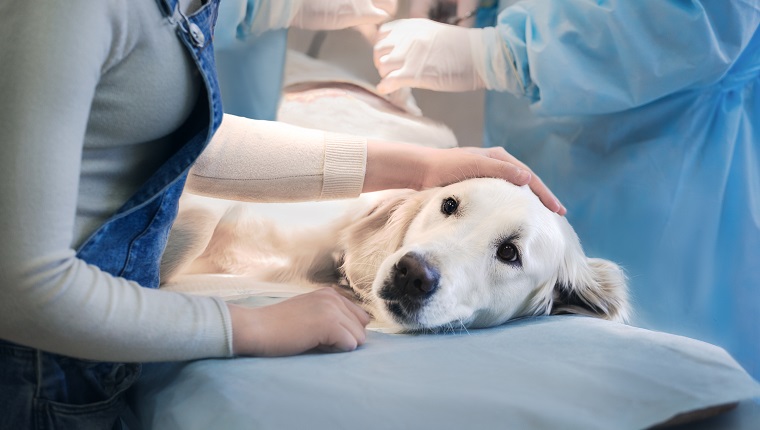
left=373, top=0, right=760, bottom=378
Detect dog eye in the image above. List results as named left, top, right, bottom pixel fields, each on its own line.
left=496, top=242, right=520, bottom=264
left=441, top=197, right=458, bottom=216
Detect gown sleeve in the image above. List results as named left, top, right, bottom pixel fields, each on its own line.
left=488, top=0, right=760, bottom=115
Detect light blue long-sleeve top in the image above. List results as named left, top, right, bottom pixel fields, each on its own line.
left=483, top=0, right=760, bottom=378
left=214, top=0, right=287, bottom=120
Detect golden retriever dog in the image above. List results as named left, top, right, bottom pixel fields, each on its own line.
left=161, top=178, right=629, bottom=330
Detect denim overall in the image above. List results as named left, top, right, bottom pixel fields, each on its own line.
left=0, top=0, right=223, bottom=428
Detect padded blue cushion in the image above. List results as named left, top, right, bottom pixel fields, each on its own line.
left=132, top=309, right=760, bottom=429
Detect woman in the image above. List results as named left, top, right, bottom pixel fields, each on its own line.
left=0, top=1, right=560, bottom=428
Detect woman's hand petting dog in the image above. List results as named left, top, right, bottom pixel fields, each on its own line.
left=460, top=146, right=567, bottom=216
left=363, top=141, right=566, bottom=215
left=227, top=288, right=371, bottom=357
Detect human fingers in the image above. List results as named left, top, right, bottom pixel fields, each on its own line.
left=482, top=147, right=565, bottom=214
left=231, top=290, right=366, bottom=356
left=315, top=314, right=366, bottom=353
left=312, top=289, right=368, bottom=349
left=373, top=44, right=394, bottom=73
left=375, top=49, right=405, bottom=80
left=525, top=173, right=565, bottom=215
left=337, top=293, right=372, bottom=326
left=373, top=43, right=394, bottom=76
left=340, top=314, right=368, bottom=348
left=419, top=150, right=530, bottom=189
left=379, top=65, right=447, bottom=93
left=375, top=19, right=402, bottom=41
left=462, top=147, right=566, bottom=214
left=377, top=70, right=410, bottom=94
left=469, top=154, right=532, bottom=186
left=320, top=289, right=370, bottom=343
left=373, top=19, right=419, bottom=50
left=374, top=28, right=425, bottom=92
left=311, top=288, right=369, bottom=324
left=314, top=325, right=361, bottom=353
left=373, top=22, right=404, bottom=71
left=318, top=321, right=366, bottom=352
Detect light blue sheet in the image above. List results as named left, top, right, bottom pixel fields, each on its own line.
left=131, top=305, right=760, bottom=430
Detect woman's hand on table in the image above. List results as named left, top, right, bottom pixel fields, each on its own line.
left=228, top=288, right=370, bottom=357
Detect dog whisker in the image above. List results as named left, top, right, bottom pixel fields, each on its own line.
left=457, top=318, right=470, bottom=336
left=343, top=261, right=385, bottom=269
left=348, top=275, right=378, bottom=286
left=444, top=322, right=453, bottom=335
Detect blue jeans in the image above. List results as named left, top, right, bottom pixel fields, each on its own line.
left=0, top=341, right=141, bottom=429
left=0, top=0, right=223, bottom=428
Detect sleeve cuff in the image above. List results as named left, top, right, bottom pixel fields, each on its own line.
left=474, top=27, right=524, bottom=94
left=211, top=296, right=235, bottom=357
left=320, top=132, right=367, bottom=199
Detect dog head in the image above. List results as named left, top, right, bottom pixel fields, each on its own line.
left=340, top=178, right=629, bottom=330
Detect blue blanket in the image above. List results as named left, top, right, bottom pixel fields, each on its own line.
left=131, top=312, right=760, bottom=429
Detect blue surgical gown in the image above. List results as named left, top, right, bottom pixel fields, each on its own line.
left=483, top=0, right=760, bottom=378
left=214, top=0, right=287, bottom=120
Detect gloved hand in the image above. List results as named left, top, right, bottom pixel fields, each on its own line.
left=250, top=0, right=397, bottom=33
left=374, top=18, right=516, bottom=94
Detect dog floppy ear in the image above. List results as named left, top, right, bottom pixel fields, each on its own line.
left=551, top=256, right=630, bottom=323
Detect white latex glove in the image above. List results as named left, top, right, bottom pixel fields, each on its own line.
left=374, top=18, right=517, bottom=94
left=252, top=0, right=397, bottom=32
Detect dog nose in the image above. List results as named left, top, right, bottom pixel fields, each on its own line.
left=393, top=252, right=440, bottom=297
